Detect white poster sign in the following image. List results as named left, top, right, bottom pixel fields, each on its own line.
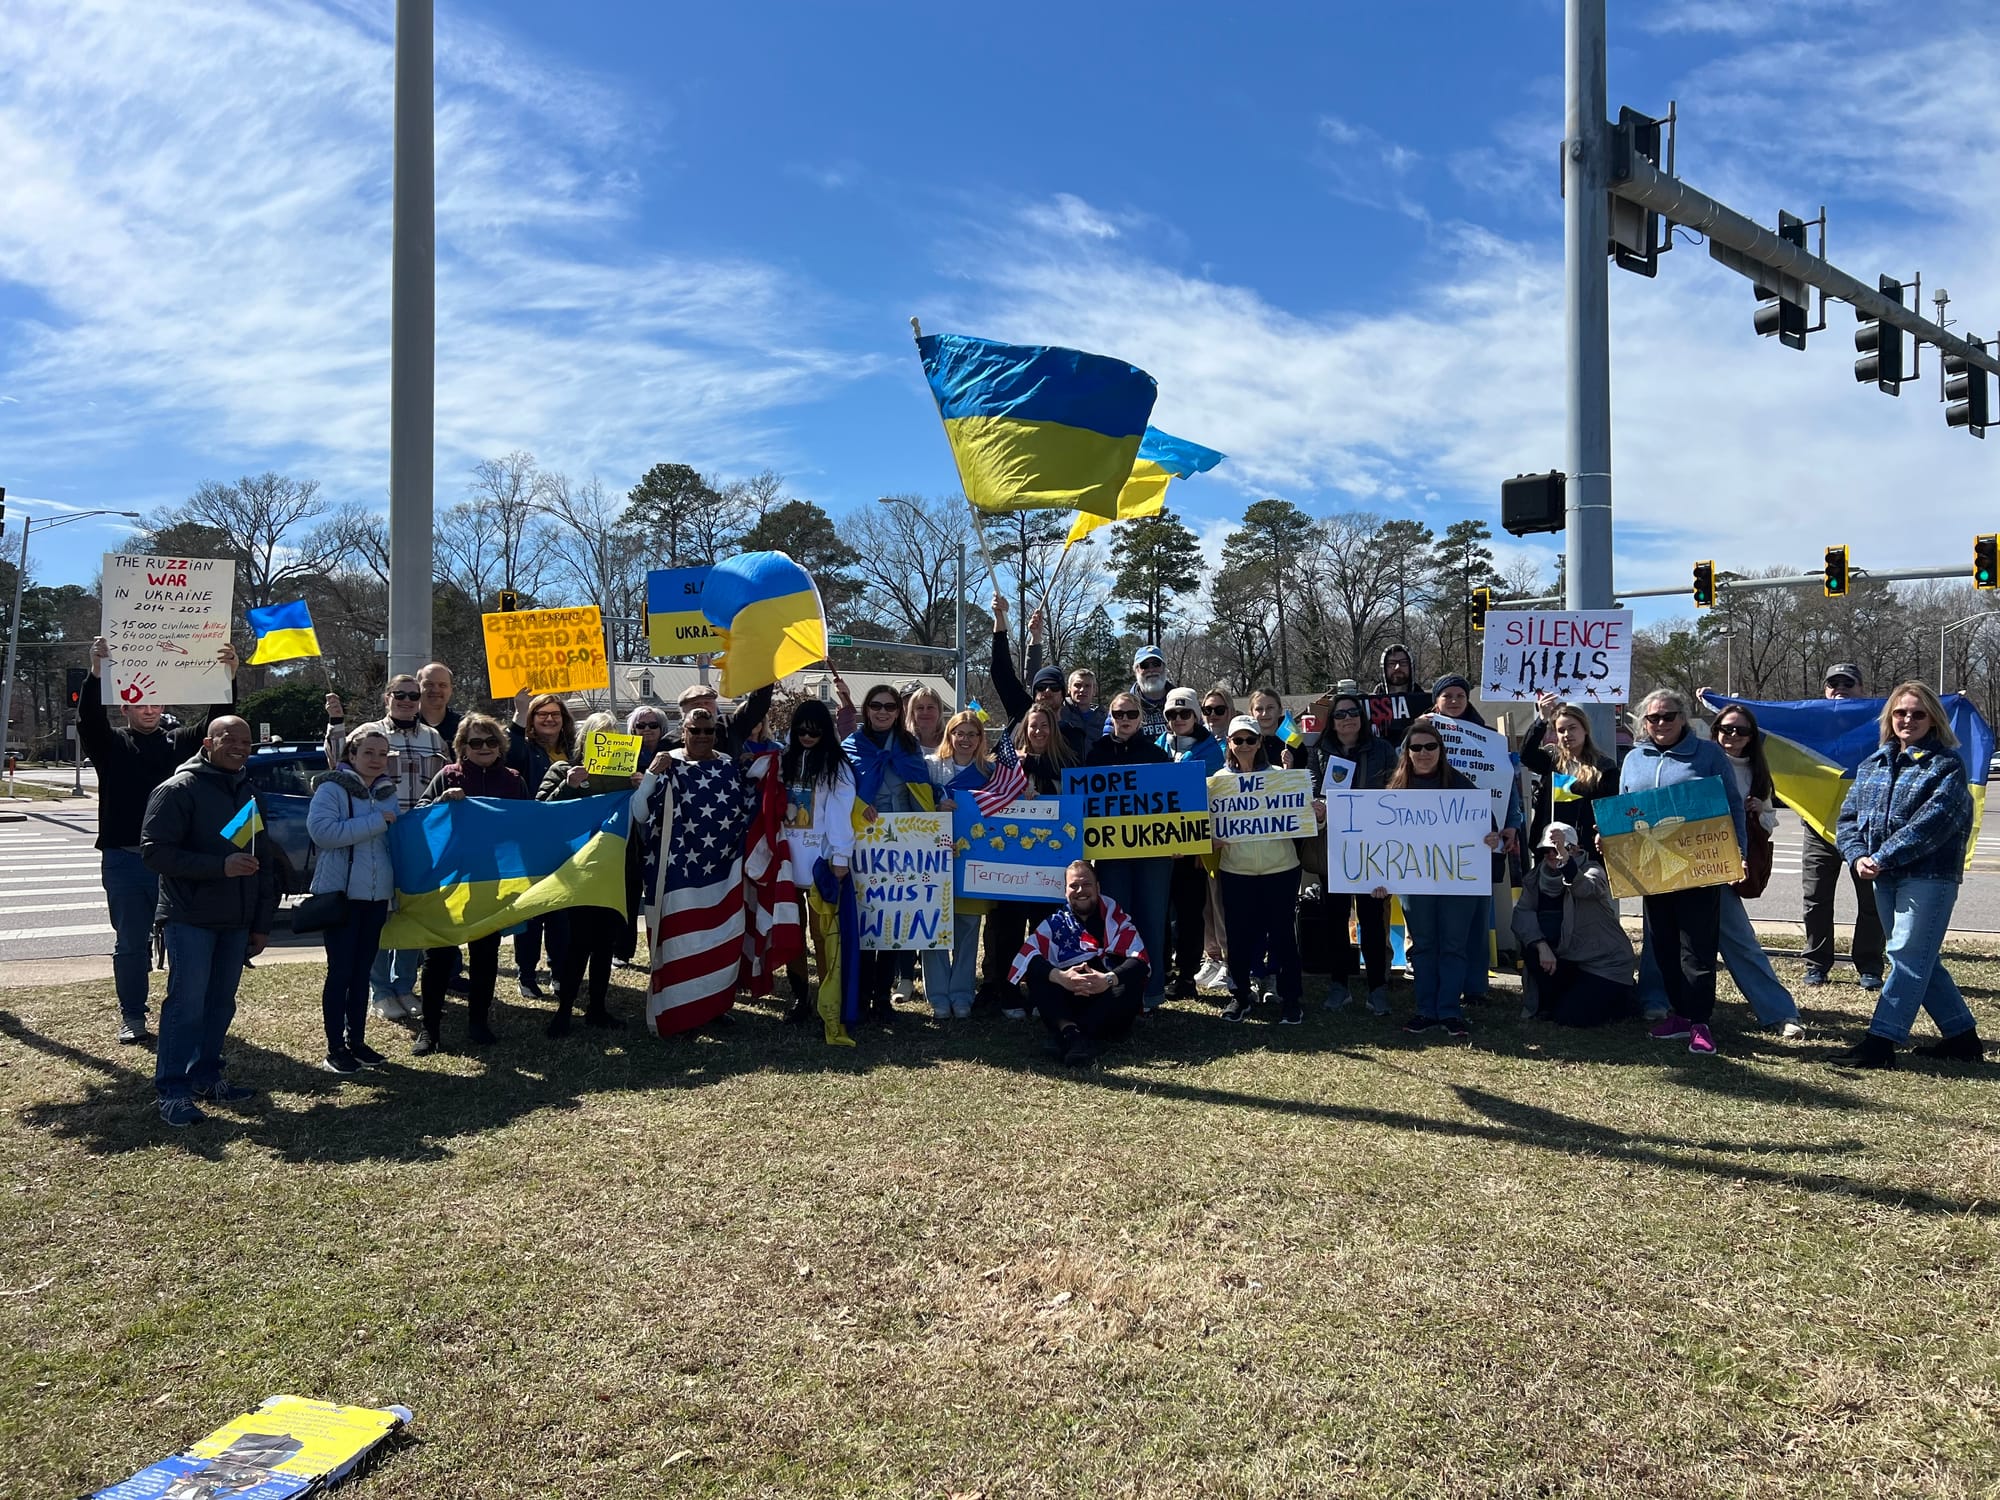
left=1207, top=769, right=1315, bottom=844
left=1480, top=609, right=1632, bottom=704
left=1324, top=788, right=1493, bottom=897
left=100, top=554, right=235, bottom=706
left=854, top=810, right=954, bottom=951
left=1429, top=715, right=1514, bottom=824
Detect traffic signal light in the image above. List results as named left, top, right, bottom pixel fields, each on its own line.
left=1470, top=587, right=1491, bottom=632
left=496, top=588, right=519, bottom=612
left=1945, top=338, right=1991, bottom=438
left=1977, top=535, right=1998, bottom=590
left=1823, top=544, right=1850, bottom=598
left=1753, top=211, right=1810, bottom=351
left=64, top=666, right=85, bottom=711
left=1854, top=276, right=1904, bottom=393
left=1692, top=560, right=1716, bottom=609
left=0, top=486, right=7, bottom=541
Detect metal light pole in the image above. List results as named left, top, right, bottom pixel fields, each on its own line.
left=386, top=0, right=435, bottom=680
left=1940, top=614, right=1991, bottom=694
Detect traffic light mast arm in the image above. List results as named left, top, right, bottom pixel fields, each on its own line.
left=1610, top=152, right=2000, bottom=381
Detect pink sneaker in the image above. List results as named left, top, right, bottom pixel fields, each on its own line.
left=1687, top=1024, right=1717, bottom=1056
left=1649, top=1014, right=1693, bottom=1041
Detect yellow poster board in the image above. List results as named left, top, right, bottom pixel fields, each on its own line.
left=483, top=606, right=609, bottom=698
left=187, top=1394, right=404, bottom=1478
left=583, top=728, right=642, bottom=777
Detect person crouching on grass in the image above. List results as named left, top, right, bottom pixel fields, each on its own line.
left=1010, top=860, right=1150, bottom=1067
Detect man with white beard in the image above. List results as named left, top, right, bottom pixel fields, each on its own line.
left=1125, top=645, right=1175, bottom=739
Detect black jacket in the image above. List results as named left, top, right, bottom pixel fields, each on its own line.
left=990, top=632, right=1086, bottom=757
left=1314, top=734, right=1397, bottom=792
left=140, top=753, right=281, bottom=933
left=78, top=673, right=234, bottom=850
left=1519, top=720, right=1619, bottom=850
left=1084, top=732, right=1172, bottom=769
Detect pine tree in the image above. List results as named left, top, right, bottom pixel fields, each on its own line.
left=1108, top=509, right=1203, bottom=643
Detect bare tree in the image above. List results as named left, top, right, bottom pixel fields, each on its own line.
left=435, top=452, right=560, bottom=609
left=841, top=496, right=974, bottom=650
left=140, top=473, right=334, bottom=613
left=539, top=471, right=649, bottom=660
left=1316, top=511, right=1402, bottom=684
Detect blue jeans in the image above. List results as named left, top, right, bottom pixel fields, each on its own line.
left=1639, top=891, right=1799, bottom=1026
left=1401, top=894, right=1484, bottom=1022
left=155, top=923, right=251, bottom=1100
left=323, top=900, right=390, bottom=1052
left=1867, top=875, right=1977, bottom=1044
left=922, top=914, right=983, bottom=1015
left=101, top=848, right=160, bottom=1022
left=369, top=945, right=422, bottom=1003
left=1097, top=858, right=1172, bottom=1003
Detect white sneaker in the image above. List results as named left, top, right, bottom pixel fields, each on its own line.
left=1197, top=959, right=1226, bottom=990
left=1778, top=1020, right=1806, bottom=1041
left=371, top=995, right=407, bottom=1022
left=1002, top=1006, right=1027, bottom=1021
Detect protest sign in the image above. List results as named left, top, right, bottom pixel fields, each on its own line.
left=646, top=566, right=725, bottom=654
left=95, top=1394, right=411, bottom=1500
left=100, top=553, right=234, bottom=706
left=1596, top=776, right=1742, bottom=898
left=483, top=605, right=609, bottom=698
left=1480, top=609, right=1632, bottom=703
left=1428, top=715, right=1515, bottom=823
left=1063, top=762, right=1212, bottom=859
left=1318, top=755, right=1357, bottom=794
left=953, top=796, right=1084, bottom=902
left=582, top=728, right=642, bottom=777
left=854, top=810, right=953, bottom=949
left=1323, top=788, right=1493, bottom=897
left=1207, top=769, right=1315, bottom=844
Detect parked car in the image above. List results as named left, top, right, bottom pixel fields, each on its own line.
left=243, top=740, right=331, bottom=898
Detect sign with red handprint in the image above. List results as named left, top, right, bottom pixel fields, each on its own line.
left=100, top=553, right=234, bottom=705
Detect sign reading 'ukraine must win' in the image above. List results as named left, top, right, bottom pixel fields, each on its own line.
left=1063, top=762, right=1212, bottom=859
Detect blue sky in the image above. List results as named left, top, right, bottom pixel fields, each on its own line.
left=1, top=0, right=1995, bottom=626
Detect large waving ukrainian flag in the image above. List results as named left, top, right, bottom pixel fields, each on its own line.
left=701, top=550, right=828, bottom=696
left=918, top=332, right=1157, bottom=516
left=1700, top=691, right=1995, bottom=864
left=1064, top=427, right=1226, bottom=550
left=379, top=794, right=630, bottom=950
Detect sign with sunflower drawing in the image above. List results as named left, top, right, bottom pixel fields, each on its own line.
left=951, top=796, right=1088, bottom=903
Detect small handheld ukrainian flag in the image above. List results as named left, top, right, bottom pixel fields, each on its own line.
left=1065, top=427, right=1225, bottom=550
left=917, top=332, right=1157, bottom=517
left=244, top=599, right=321, bottom=665
left=700, top=551, right=828, bottom=696
left=222, top=798, right=265, bottom=849
left=1276, top=714, right=1305, bottom=750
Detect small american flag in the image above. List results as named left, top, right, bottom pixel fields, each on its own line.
left=973, top=730, right=1029, bottom=816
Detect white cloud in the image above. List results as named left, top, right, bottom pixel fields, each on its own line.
left=1021, top=193, right=1124, bottom=242
left=1314, top=115, right=1427, bottom=222
left=0, top=0, right=864, bottom=504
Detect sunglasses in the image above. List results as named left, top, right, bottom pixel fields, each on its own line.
left=463, top=736, right=500, bottom=749
left=794, top=725, right=822, bottom=737
left=684, top=725, right=718, bottom=736
left=1643, top=712, right=1682, bottom=725
left=1714, top=723, right=1751, bottom=737
left=1892, top=708, right=1929, bottom=720
left=866, top=701, right=899, bottom=712
left=390, top=690, right=421, bottom=701
left=1406, top=742, right=1441, bottom=754
left=1229, top=734, right=1259, bottom=746
left=1110, top=709, right=1141, bottom=721
left=632, top=722, right=663, bottom=734
left=1166, top=708, right=1195, bottom=719
left=1201, top=705, right=1230, bottom=716
left=1331, top=707, right=1361, bottom=720
left=533, top=709, right=564, bottom=719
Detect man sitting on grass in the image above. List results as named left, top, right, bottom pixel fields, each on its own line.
left=1010, top=860, right=1149, bottom=1067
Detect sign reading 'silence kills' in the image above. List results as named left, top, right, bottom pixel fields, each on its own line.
left=1479, top=609, right=1632, bottom=704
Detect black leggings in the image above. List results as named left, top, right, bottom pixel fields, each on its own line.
left=421, top=933, right=500, bottom=1038
left=1326, top=891, right=1391, bottom=989
left=556, top=905, right=623, bottom=1017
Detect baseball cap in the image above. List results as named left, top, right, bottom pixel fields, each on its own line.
left=677, top=683, right=719, bottom=705
left=1133, top=644, right=1165, bottom=668
left=1823, top=662, right=1862, bottom=686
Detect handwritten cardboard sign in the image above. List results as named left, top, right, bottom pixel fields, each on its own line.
left=1596, top=776, right=1741, bottom=898
left=854, top=811, right=954, bottom=950
left=646, top=567, right=725, bottom=655
left=1323, top=788, right=1493, bottom=897
left=582, top=729, right=641, bottom=777
left=1480, top=609, right=1632, bottom=704
left=1428, top=715, right=1514, bottom=824
left=100, top=553, right=234, bottom=706
left=952, top=796, right=1085, bottom=902
left=483, top=605, right=609, bottom=698
left=1062, top=762, right=1212, bottom=860
left=1207, top=769, right=1315, bottom=844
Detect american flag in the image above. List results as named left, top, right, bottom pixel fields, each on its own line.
left=973, top=730, right=1029, bottom=817
left=1007, top=893, right=1146, bottom=985
left=738, top=748, right=803, bottom=996
left=643, top=752, right=755, bottom=1037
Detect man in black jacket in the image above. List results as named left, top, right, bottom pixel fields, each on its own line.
left=80, top=635, right=239, bottom=1044
left=141, top=716, right=279, bottom=1127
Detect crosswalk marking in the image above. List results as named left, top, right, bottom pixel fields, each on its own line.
left=0, top=900, right=108, bottom=916
left=0, top=922, right=112, bottom=941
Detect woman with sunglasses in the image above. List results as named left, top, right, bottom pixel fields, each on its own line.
left=979, top=701, right=1077, bottom=1015
left=842, top=682, right=937, bottom=1022
left=612, top=707, right=671, bottom=967
left=1158, top=688, right=1224, bottom=1001
left=778, top=699, right=859, bottom=1041
left=1314, top=682, right=1398, bottom=1014
left=1619, top=687, right=1747, bottom=1057
left=1213, top=716, right=1322, bottom=1024
left=1194, top=689, right=1238, bottom=990
left=1372, top=717, right=1504, bottom=1038
left=1083, top=690, right=1175, bottom=1010
left=1639, top=704, right=1802, bottom=1037
left=411, top=713, right=527, bottom=1054
left=1520, top=694, right=1619, bottom=853
left=507, top=689, right=577, bottom=999
left=922, top=710, right=994, bottom=1019
left=1832, top=682, right=1984, bottom=1068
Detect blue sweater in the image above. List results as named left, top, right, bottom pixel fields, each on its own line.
left=1618, top=729, right=1748, bottom=856
left=1835, top=737, right=1972, bottom=885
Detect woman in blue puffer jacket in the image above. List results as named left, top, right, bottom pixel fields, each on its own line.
left=1832, top=681, right=1983, bottom=1070
left=1617, top=687, right=1746, bottom=1058
left=307, top=726, right=400, bottom=1076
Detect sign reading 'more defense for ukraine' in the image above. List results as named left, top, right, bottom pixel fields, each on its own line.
left=646, top=567, right=725, bottom=654
left=1207, top=769, right=1315, bottom=844
left=1062, top=762, right=1212, bottom=859
left=1323, top=788, right=1492, bottom=897
left=482, top=606, right=609, bottom=698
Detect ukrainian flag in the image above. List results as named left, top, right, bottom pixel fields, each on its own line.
left=222, top=798, right=264, bottom=848
left=379, top=794, right=630, bottom=950
left=700, top=550, right=828, bottom=696
left=1065, top=427, right=1225, bottom=549
left=1276, top=713, right=1305, bottom=750
left=244, top=599, right=321, bottom=665
left=918, top=332, right=1157, bottom=516
left=1701, top=691, right=1995, bottom=865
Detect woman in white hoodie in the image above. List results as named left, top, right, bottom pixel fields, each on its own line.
left=778, top=699, right=859, bottom=1042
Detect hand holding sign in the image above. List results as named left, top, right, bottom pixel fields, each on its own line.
left=583, top=729, right=642, bottom=777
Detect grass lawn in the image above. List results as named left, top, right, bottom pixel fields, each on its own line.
left=4, top=951, right=1998, bottom=1498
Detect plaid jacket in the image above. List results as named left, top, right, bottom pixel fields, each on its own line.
left=1835, top=738, right=1972, bottom=884
left=1010, top=894, right=1147, bottom=984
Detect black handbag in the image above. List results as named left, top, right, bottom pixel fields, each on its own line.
left=1296, top=882, right=1334, bottom=975
left=290, top=890, right=350, bottom=934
